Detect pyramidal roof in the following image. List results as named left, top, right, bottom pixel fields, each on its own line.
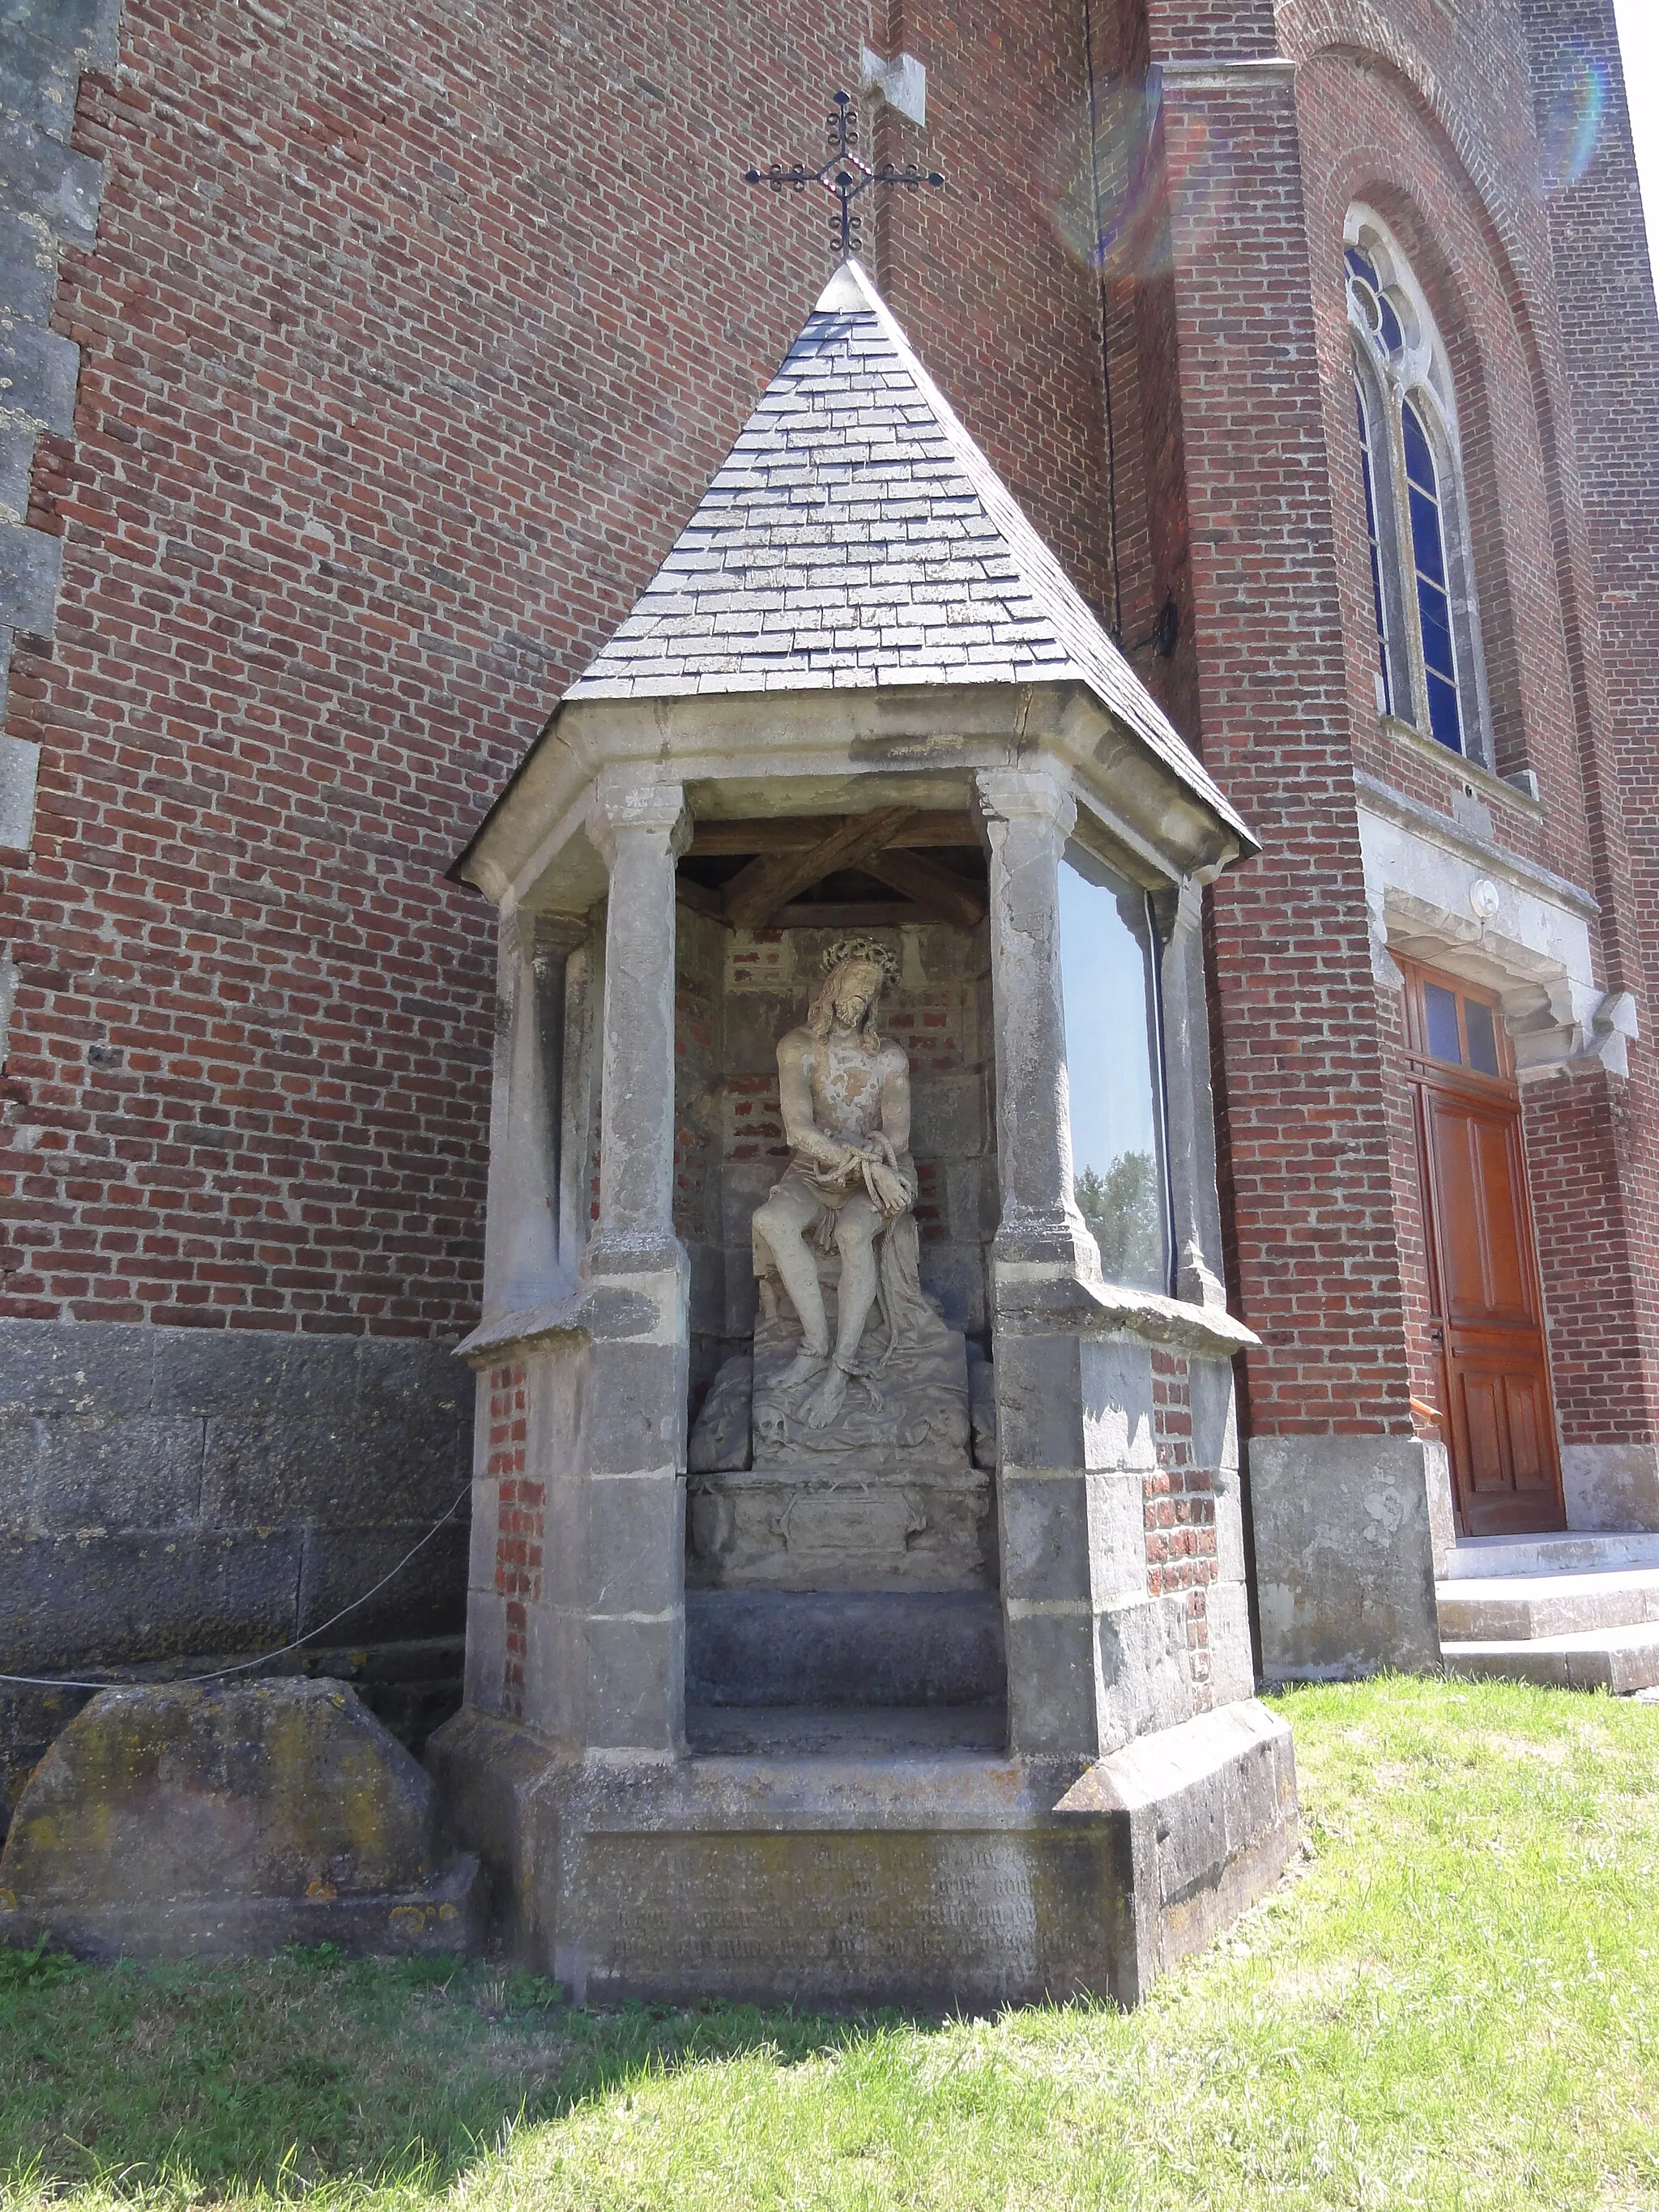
left=565, top=261, right=1240, bottom=833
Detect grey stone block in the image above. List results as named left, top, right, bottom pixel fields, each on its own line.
left=0, top=424, right=35, bottom=518
left=1249, top=1435, right=1443, bottom=1681
left=0, top=519, right=58, bottom=633
left=583, top=1339, right=684, bottom=1474
left=0, top=109, right=102, bottom=237
left=461, top=1589, right=507, bottom=1715
left=992, top=1333, right=1085, bottom=1467
left=685, top=1588, right=1005, bottom=1707
left=1080, top=1339, right=1158, bottom=1473
left=999, top=1472, right=1090, bottom=1605
left=0, top=1529, right=305, bottom=1669
left=0, top=1321, right=154, bottom=1417
left=0, top=731, right=38, bottom=849
left=12, top=1412, right=203, bottom=1534
left=0, top=318, right=76, bottom=432
left=296, top=1522, right=469, bottom=1646
left=583, top=1473, right=684, bottom=1617
left=0, top=211, right=56, bottom=325
left=1003, top=1605, right=1098, bottom=1756
left=582, top=1612, right=683, bottom=1750
left=151, top=1328, right=342, bottom=1420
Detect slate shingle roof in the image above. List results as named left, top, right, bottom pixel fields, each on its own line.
left=565, top=259, right=1240, bottom=829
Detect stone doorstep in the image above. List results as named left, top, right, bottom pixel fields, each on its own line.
left=0, top=1852, right=488, bottom=1963
left=1440, top=1532, right=1659, bottom=1579
left=1440, top=1624, right=1659, bottom=1694
left=1435, top=1566, right=1659, bottom=1641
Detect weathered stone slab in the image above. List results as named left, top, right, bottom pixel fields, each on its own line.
left=0, top=1681, right=484, bottom=1960
left=430, top=1698, right=1296, bottom=2009
left=686, top=1589, right=1005, bottom=1707
left=688, top=1466, right=992, bottom=1591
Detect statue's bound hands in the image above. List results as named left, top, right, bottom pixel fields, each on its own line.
left=864, top=1161, right=911, bottom=1216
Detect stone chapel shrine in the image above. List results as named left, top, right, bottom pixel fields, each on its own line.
left=429, top=262, right=1296, bottom=2004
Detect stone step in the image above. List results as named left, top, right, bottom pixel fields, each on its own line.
left=1441, top=1623, right=1659, bottom=1694
left=686, top=1588, right=1004, bottom=1711
left=684, top=1703, right=1009, bottom=1756
left=1436, top=1566, right=1659, bottom=1641
left=1441, top=1532, right=1659, bottom=1579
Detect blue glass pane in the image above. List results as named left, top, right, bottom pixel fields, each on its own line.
left=1425, top=983, right=1462, bottom=1064
left=1346, top=245, right=1381, bottom=291
left=1418, top=589, right=1456, bottom=680
left=1465, top=998, right=1500, bottom=1076
left=1427, top=668, right=1463, bottom=752
left=1401, top=403, right=1436, bottom=492
left=1410, top=488, right=1447, bottom=586
left=1379, top=295, right=1404, bottom=352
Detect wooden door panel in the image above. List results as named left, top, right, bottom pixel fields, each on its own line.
left=1402, top=957, right=1564, bottom=1537
left=1505, top=1374, right=1551, bottom=1494
left=1474, top=1117, right=1533, bottom=1319
left=1430, top=1103, right=1488, bottom=1313
left=1453, top=1366, right=1508, bottom=1495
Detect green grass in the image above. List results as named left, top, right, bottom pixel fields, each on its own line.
left=3, top=1676, right=1659, bottom=2210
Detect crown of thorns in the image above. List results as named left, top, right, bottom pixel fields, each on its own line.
left=820, top=936, right=901, bottom=989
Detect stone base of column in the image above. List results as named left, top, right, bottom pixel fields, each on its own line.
left=427, top=1698, right=1297, bottom=2009
left=1249, top=1436, right=1445, bottom=1680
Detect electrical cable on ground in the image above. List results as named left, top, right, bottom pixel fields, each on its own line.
left=0, top=1480, right=473, bottom=1693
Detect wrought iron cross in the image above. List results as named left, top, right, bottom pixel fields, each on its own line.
left=744, top=90, right=945, bottom=259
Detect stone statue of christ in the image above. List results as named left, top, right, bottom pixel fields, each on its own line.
left=752, top=940, right=928, bottom=1431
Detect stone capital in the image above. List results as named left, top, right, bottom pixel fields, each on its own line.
left=975, top=765, right=1077, bottom=841
left=585, top=772, right=691, bottom=867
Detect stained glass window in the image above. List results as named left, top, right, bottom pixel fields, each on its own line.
left=1343, top=211, right=1487, bottom=765
left=1403, top=399, right=1463, bottom=754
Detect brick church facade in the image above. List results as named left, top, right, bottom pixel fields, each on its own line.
left=1, top=0, right=1655, bottom=1802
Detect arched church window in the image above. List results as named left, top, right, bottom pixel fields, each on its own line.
left=1343, top=210, right=1491, bottom=765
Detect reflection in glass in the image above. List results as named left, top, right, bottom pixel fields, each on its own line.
left=1465, top=996, right=1500, bottom=1076
left=1424, top=982, right=1462, bottom=1065
left=1058, top=855, right=1170, bottom=1294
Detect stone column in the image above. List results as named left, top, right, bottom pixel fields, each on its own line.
left=586, top=772, right=693, bottom=1277
left=978, top=765, right=1099, bottom=1757
left=976, top=765, right=1097, bottom=1277
left=482, top=909, right=586, bottom=1322
left=526, top=771, right=691, bottom=1756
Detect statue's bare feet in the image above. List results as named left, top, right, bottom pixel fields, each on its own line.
left=804, top=1362, right=849, bottom=1430
left=778, top=1346, right=828, bottom=1390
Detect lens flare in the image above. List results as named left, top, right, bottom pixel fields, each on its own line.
left=1540, top=49, right=1608, bottom=191
left=1051, top=76, right=1232, bottom=284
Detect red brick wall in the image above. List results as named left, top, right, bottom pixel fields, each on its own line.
left=1145, top=1346, right=1216, bottom=1686
left=485, top=1361, right=537, bottom=1720
left=1, top=0, right=1114, bottom=1337
left=1282, top=0, right=1659, bottom=1452
left=1132, top=0, right=1418, bottom=1438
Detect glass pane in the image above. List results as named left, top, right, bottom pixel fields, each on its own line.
left=1427, top=669, right=1463, bottom=754
left=1059, top=858, right=1168, bottom=1294
left=1354, top=378, right=1392, bottom=714
left=1465, top=996, right=1500, bottom=1076
left=1424, top=982, right=1462, bottom=1064
left=1402, top=402, right=1437, bottom=492
left=1346, top=245, right=1381, bottom=292
left=1379, top=294, right=1404, bottom=352
left=1409, top=488, right=1447, bottom=586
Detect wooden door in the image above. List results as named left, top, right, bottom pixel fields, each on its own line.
left=1400, top=960, right=1566, bottom=1537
